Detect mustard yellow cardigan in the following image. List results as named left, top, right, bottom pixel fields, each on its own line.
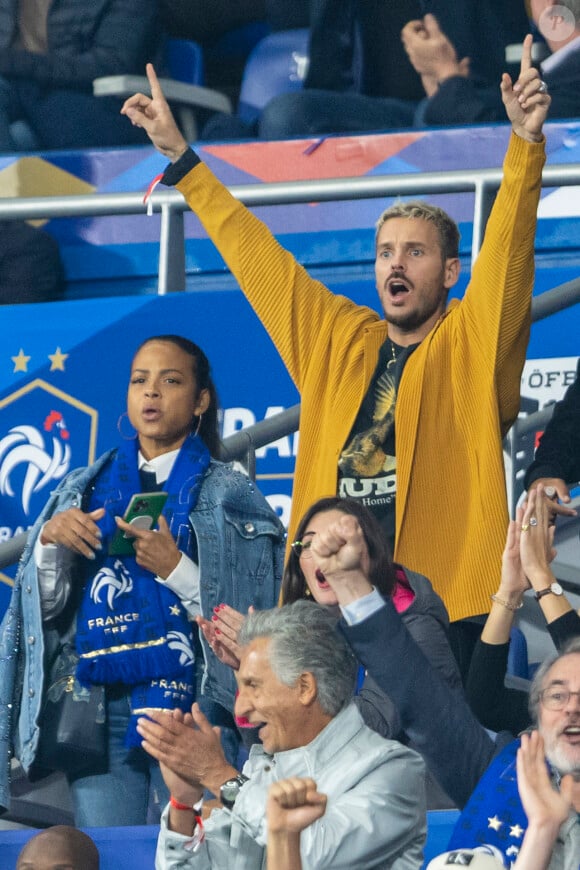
left=176, top=133, right=545, bottom=621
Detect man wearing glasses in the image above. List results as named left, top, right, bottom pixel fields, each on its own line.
left=448, top=640, right=580, bottom=869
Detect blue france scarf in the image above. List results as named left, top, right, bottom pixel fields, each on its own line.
left=447, top=739, right=528, bottom=866
left=75, top=434, right=210, bottom=746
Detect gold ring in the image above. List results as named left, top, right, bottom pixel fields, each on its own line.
left=521, top=523, right=530, bottom=532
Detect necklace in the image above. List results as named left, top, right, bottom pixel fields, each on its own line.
left=386, top=339, right=398, bottom=370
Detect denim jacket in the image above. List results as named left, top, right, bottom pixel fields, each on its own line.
left=0, top=451, right=284, bottom=812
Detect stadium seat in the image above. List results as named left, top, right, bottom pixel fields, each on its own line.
left=93, top=36, right=233, bottom=141
left=237, top=28, right=309, bottom=125
left=507, top=626, right=529, bottom=680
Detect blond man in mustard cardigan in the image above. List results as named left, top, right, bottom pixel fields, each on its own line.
left=122, top=37, right=550, bottom=640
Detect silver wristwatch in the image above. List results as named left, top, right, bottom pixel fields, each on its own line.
left=220, top=773, right=249, bottom=809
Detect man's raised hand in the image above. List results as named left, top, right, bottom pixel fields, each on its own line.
left=121, top=63, right=189, bottom=162
left=501, top=34, right=551, bottom=142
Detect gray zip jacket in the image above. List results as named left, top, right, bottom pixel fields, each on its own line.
left=155, top=703, right=426, bottom=870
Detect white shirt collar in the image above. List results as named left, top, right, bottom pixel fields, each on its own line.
left=541, top=35, right=580, bottom=75
left=138, top=448, right=179, bottom=484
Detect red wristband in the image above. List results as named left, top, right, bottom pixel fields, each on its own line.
left=170, top=796, right=193, bottom=812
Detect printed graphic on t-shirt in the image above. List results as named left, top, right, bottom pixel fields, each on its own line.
left=338, top=359, right=397, bottom=540
left=339, top=365, right=396, bottom=479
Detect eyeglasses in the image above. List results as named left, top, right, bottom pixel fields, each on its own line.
left=540, top=688, right=580, bottom=711
left=291, top=538, right=313, bottom=558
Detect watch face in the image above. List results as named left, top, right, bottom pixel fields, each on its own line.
left=220, top=777, right=245, bottom=808
left=551, top=582, right=563, bottom=595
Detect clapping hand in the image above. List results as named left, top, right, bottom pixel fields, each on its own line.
left=196, top=604, right=252, bottom=671
left=401, top=14, right=469, bottom=97
left=137, top=702, right=237, bottom=802
left=516, top=731, right=579, bottom=834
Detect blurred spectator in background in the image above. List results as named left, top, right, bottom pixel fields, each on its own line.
left=0, top=220, right=64, bottom=303
left=160, top=1, right=310, bottom=106
left=160, top=0, right=309, bottom=44
left=525, top=358, right=580, bottom=504
left=413, top=0, right=580, bottom=128
left=16, top=825, right=99, bottom=870
left=160, top=0, right=267, bottom=44
left=0, top=0, right=160, bottom=152
left=252, top=0, right=531, bottom=138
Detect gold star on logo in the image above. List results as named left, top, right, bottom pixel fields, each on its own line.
left=488, top=815, right=503, bottom=831
left=509, top=824, right=524, bottom=838
left=12, top=348, right=31, bottom=372
left=169, top=604, right=181, bottom=616
left=48, top=347, right=69, bottom=371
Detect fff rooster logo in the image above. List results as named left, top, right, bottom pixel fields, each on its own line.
left=0, top=379, right=98, bottom=528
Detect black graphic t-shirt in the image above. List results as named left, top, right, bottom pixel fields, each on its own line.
left=338, top=337, right=418, bottom=550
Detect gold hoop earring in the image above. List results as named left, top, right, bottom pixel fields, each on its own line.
left=193, top=414, right=203, bottom=437
left=117, top=411, right=138, bottom=440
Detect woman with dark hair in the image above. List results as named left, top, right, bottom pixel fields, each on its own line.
left=283, top=496, right=397, bottom=605
left=282, top=497, right=461, bottom=703
left=1, top=335, right=284, bottom=827
left=204, top=496, right=462, bottom=806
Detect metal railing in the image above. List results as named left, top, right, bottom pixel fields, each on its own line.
left=0, top=162, right=579, bottom=293
left=0, top=161, right=579, bottom=571
left=1, top=273, right=578, bottom=572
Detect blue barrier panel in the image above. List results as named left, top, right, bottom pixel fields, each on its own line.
left=0, top=809, right=460, bottom=868
left=0, top=824, right=158, bottom=869
left=423, top=810, right=461, bottom=868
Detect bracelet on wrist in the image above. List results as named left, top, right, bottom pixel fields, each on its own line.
left=170, top=796, right=204, bottom=813
left=490, top=593, right=523, bottom=612
left=170, top=795, right=205, bottom=849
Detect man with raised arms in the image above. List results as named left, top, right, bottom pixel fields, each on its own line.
left=122, top=42, right=550, bottom=656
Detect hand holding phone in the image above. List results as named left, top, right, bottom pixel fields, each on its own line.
left=109, top=491, right=168, bottom=556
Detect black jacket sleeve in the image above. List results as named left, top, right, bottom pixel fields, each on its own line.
left=465, top=640, right=531, bottom=736
left=340, top=601, right=496, bottom=809
left=547, top=609, right=580, bottom=648
left=423, top=76, right=504, bottom=126
left=524, top=359, right=580, bottom=489
left=303, top=0, right=357, bottom=92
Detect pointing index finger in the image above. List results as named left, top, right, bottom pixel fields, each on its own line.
left=520, top=33, right=533, bottom=75
left=146, top=62, right=164, bottom=101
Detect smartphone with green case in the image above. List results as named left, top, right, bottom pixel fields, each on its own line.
left=108, top=491, right=168, bottom=556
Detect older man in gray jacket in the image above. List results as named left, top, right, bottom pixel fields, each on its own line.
left=137, top=601, right=426, bottom=870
